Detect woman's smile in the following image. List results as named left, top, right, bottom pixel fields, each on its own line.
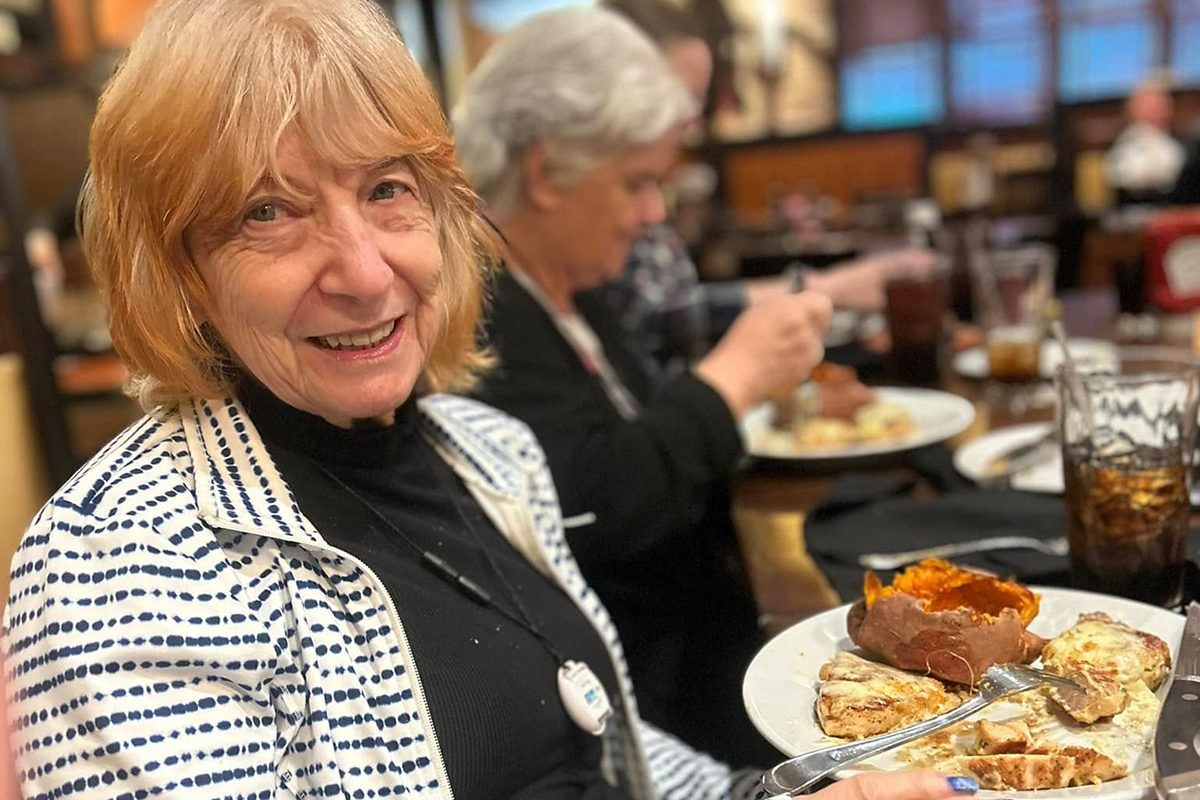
left=307, top=315, right=405, bottom=360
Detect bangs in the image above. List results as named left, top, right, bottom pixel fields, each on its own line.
left=171, top=1, right=448, bottom=236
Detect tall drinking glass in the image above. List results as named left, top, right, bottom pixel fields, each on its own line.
left=973, top=245, right=1055, bottom=410
left=884, top=257, right=949, bottom=385
left=1057, top=365, right=1199, bottom=608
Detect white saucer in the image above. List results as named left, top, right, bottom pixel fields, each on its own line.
left=953, top=422, right=1063, bottom=493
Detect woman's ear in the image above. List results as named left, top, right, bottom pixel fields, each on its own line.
left=179, top=233, right=212, bottom=326
left=521, top=142, right=561, bottom=212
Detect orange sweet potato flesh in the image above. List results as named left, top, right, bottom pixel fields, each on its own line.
left=865, top=559, right=1039, bottom=624
left=848, top=559, right=1045, bottom=685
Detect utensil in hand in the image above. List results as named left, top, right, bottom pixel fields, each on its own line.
left=761, top=664, right=1081, bottom=797
left=768, top=381, right=816, bottom=431
left=1155, top=602, right=1200, bottom=800
left=857, top=535, right=1068, bottom=571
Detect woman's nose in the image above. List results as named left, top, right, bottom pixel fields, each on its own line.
left=317, top=217, right=392, bottom=299
left=640, top=186, right=666, bottom=227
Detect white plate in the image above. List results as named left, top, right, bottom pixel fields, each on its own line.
left=953, top=339, right=1119, bottom=380
left=742, top=387, right=976, bottom=461
left=743, top=587, right=1186, bottom=800
left=954, top=422, right=1063, bottom=494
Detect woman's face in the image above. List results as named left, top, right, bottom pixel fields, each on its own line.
left=551, top=124, right=686, bottom=291
left=189, top=139, right=444, bottom=427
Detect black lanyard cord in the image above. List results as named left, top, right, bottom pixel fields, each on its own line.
left=306, top=448, right=569, bottom=666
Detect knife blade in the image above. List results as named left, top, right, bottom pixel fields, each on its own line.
left=1156, top=602, right=1200, bottom=800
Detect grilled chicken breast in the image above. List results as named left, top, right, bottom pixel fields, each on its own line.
left=816, top=652, right=961, bottom=739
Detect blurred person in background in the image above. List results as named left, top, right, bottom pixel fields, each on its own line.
left=1105, top=75, right=1185, bottom=205
left=453, top=6, right=832, bottom=765
left=596, top=0, right=936, bottom=382
left=1166, top=87, right=1200, bottom=205
left=0, top=2, right=983, bottom=800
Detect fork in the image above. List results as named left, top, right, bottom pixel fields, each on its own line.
left=857, top=535, right=1069, bottom=571
left=761, top=664, right=1082, bottom=797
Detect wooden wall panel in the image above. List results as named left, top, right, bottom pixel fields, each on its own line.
left=720, top=132, right=926, bottom=222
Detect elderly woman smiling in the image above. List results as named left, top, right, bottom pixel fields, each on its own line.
left=3, top=2, right=979, bottom=800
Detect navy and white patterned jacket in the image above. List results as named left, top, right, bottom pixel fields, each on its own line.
left=3, top=393, right=763, bottom=800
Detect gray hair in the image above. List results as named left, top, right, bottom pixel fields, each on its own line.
left=451, top=5, right=697, bottom=218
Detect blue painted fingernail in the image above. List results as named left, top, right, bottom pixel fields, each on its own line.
left=947, top=777, right=979, bottom=794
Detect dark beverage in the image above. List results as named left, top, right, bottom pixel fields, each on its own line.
left=889, top=341, right=941, bottom=384
left=885, top=274, right=947, bottom=385
left=986, top=336, right=1040, bottom=382
left=1062, top=444, right=1188, bottom=607
left=973, top=246, right=1053, bottom=410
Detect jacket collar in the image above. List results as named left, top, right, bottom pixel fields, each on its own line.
left=183, top=395, right=525, bottom=541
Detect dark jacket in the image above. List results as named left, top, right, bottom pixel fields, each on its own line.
left=474, top=269, right=771, bottom=766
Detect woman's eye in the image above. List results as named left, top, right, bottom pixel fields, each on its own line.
left=245, top=203, right=278, bottom=223
left=370, top=181, right=408, bottom=202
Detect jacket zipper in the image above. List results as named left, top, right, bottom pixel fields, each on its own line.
left=217, top=521, right=456, bottom=800
left=307, top=541, right=454, bottom=800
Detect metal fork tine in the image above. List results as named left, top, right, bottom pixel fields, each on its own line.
left=1000, top=663, right=1082, bottom=693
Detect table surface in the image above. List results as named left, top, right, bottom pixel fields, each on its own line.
left=732, top=289, right=1199, bottom=635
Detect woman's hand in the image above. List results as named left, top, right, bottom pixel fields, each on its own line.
left=806, top=248, right=938, bottom=312
left=694, top=290, right=832, bottom=419
left=800, top=772, right=979, bottom=800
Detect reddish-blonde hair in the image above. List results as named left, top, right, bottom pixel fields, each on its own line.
left=81, top=0, right=497, bottom=412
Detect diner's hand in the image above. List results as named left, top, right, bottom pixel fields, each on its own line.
left=806, top=248, right=937, bottom=312
left=801, top=772, right=979, bottom=800
left=694, top=290, right=832, bottom=420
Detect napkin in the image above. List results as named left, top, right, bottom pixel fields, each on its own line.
left=805, top=480, right=1200, bottom=607
left=805, top=488, right=1070, bottom=601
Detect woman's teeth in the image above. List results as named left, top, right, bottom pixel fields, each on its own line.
left=317, top=319, right=396, bottom=350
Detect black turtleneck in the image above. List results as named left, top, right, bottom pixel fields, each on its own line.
left=237, top=380, right=628, bottom=800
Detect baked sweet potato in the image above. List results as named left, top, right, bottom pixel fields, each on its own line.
left=847, top=559, right=1045, bottom=685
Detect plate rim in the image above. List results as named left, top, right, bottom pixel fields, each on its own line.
left=742, top=386, right=977, bottom=461
left=742, top=585, right=1186, bottom=799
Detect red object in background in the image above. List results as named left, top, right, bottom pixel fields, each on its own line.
left=1144, top=209, right=1200, bottom=312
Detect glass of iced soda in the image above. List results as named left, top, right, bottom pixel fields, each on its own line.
left=1058, top=364, right=1199, bottom=608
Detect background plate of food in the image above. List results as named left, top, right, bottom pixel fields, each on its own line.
left=742, top=364, right=976, bottom=463
left=742, top=575, right=1185, bottom=800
